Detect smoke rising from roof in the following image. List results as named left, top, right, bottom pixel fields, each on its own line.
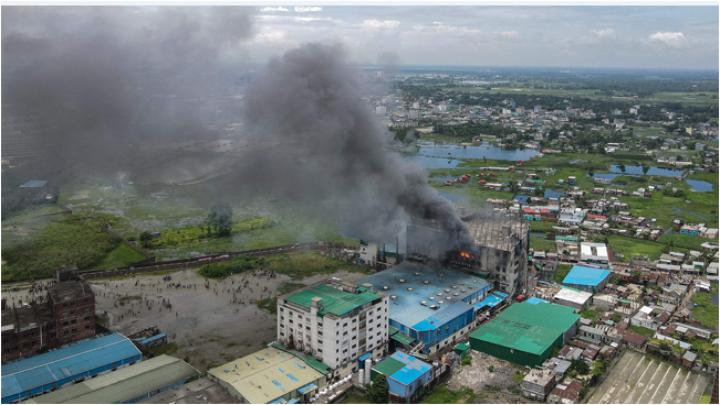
left=241, top=43, right=470, bottom=247
left=3, top=7, right=469, bottom=248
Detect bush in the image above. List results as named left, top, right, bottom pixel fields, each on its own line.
left=198, top=257, right=265, bottom=278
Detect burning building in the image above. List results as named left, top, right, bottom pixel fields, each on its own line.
left=1, top=271, right=95, bottom=363
left=449, top=216, right=529, bottom=294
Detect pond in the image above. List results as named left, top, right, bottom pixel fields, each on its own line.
left=686, top=179, right=714, bottom=192
left=609, top=165, right=683, bottom=177
left=416, top=142, right=539, bottom=162
left=411, top=155, right=461, bottom=169
left=438, top=191, right=466, bottom=203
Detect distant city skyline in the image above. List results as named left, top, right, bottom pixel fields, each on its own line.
left=244, top=6, right=718, bottom=70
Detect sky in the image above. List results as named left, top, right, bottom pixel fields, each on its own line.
left=243, top=6, right=719, bottom=70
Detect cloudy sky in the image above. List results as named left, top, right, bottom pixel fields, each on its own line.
left=244, top=6, right=718, bottom=70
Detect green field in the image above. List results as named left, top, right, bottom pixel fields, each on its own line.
left=530, top=235, right=556, bottom=252
left=691, top=282, right=719, bottom=330
left=421, top=386, right=477, bottom=403
left=607, top=235, right=667, bottom=261
left=2, top=212, right=124, bottom=281
left=657, top=232, right=715, bottom=251
left=95, top=243, right=147, bottom=270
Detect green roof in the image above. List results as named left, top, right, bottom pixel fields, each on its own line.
left=372, top=356, right=405, bottom=377
left=270, top=342, right=331, bottom=375
left=389, top=327, right=416, bottom=346
left=470, top=301, right=579, bottom=355
left=286, top=284, right=380, bottom=317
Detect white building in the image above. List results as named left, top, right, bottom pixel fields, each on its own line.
left=277, top=283, right=389, bottom=373
left=553, top=288, right=592, bottom=309
left=580, top=242, right=610, bottom=266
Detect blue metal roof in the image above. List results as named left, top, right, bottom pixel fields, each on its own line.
left=412, top=301, right=473, bottom=332
left=361, top=263, right=490, bottom=330
left=134, top=332, right=167, bottom=346
left=2, top=333, right=142, bottom=401
left=563, top=265, right=611, bottom=287
left=525, top=297, right=549, bottom=305
left=473, top=292, right=506, bottom=311
left=388, top=352, right=432, bottom=386
left=297, top=383, right=318, bottom=395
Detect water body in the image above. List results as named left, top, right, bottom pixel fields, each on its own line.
left=686, top=179, right=714, bottom=192
left=593, top=173, right=619, bottom=182
left=411, top=155, right=461, bottom=169
left=417, top=142, right=539, bottom=162
left=609, top=165, right=683, bottom=177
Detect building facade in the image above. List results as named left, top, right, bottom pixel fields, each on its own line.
left=2, top=272, right=95, bottom=363
left=277, top=283, right=389, bottom=371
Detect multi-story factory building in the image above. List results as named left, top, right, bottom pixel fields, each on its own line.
left=1, top=272, right=95, bottom=363
left=276, top=282, right=389, bottom=372
left=454, top=216, right=530, bottom=294
left=361, top=262, right=496, bottom=357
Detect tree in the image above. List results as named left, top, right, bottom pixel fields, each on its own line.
left=207, top=204, right=233, bottom=237
left=641, top=164, right=650, bottom=175
left=139, top=231, right=153, bottom=248
left=367, top=375, right=389, bottom=403
left=569, top=359, right=590, bottom=376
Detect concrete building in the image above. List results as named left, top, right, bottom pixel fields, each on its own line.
left=277, top=282, right=388, bottom=371
left=361, top=263, right=492, bottom=356
left=579, top=242, right=610, bottom=266
left=25, top=355, right=198, bottom=403
left=470, top=301, right=580, bottom=367
left=456, top=216, right=529, bottom=294
left=2, top=272, right=95, bottom=363
left=208, top=347, right=327, bottom=404
left=371, top=351, right=434, bottom=403
left=521, top=368, right=556, bottom=400
left=1, top=333, right=142, bottom=403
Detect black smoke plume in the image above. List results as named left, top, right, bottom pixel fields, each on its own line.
left=240, top=44, right=471, bottom=248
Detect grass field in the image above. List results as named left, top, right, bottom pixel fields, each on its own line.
left=95, top=243, right=147, bottom=270
left=607, top=235, right=667, bottom=261
left=657, top=232, right=715, bottom=251
left=691, top=282, right=719, bottom=330
left=2, top=212, right=124, bottom=281
left=530, top=235, right=556, bottom=252
left=554, top=263, right=572, bottom=284
left=620, top=193, right=718, bottom=228
left=421, top=386, right=477, bottom=403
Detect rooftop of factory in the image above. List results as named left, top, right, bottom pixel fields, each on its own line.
left=470, top=301, right=580, bottom=355
left=25, top=355, right=199, bottom=404
left=360, top=262, right=491, bottom=329
left=372, top=351, right=432, bottom=385
left=562, top=265, right=611, bottom=287
left=466, top=217, right=529, bottom=252
left=284, top=284, right=381, bottom=317
left=1, top=333, right=142, bottom=402
left=207, top=347, right=323, bottom=404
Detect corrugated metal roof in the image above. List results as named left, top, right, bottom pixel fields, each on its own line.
left=470, top=301, right=579, bottom=355
left=412, top=301, right=473, bottom=331
left=563, top=265, right=611, bottom=287
left=2, top=333, right=142, bottom=401
left=387, top=352, right=432, bottom=386
left=25, top=355, right=198, bottom=403
left=208, top=347, right=323, bottom=404
left=372, top=357, right=405, bottom=377
left=285, top=284, right=380, bottom=317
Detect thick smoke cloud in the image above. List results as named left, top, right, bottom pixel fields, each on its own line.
left=2, top=7, right=255, bottom=179
left=241, top=44, right=470, bottom=248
